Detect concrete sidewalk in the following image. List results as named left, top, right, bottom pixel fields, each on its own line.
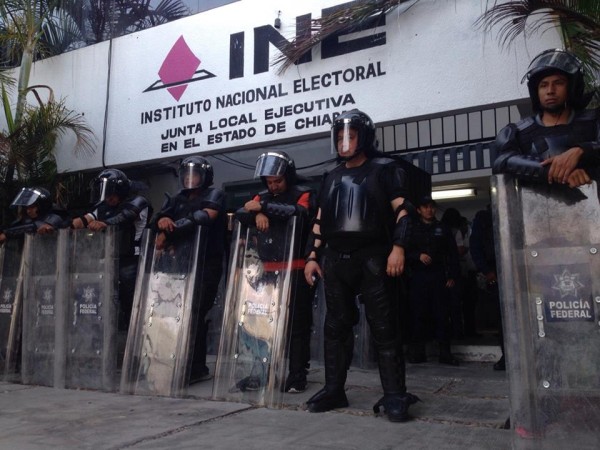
left=0, top=360, right=511, bottom=450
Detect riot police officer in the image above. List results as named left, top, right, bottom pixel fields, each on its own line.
left=406, top=196, right=460, bottom=366
left=0, top=187, right=67, bottom=243
left=238, top=151, right=316, bottom=393
left=72, top=169, right=152, bottom=331
left=304, top=109, right=419, bottom=422
left=493, top=48, right=600, bottom=186
left=152, top=156, right=225, bottom=383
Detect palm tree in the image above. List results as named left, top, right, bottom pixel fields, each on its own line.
left=1, top=85, right=94, bottom=181
left=70, top=0, right=190, bottom=45
left=0, top=1, right=95, bottom=224
left=476, top=1, right=600, bottom=78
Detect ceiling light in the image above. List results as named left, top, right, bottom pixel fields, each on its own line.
left=431, top=188, right=476, bottom=200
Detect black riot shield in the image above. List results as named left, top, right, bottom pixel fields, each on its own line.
left=120, top=227, right=207, bottom=398
left=63, top=228, right=118, bottom=391
left=212, top=217, right=297, bottom=408
left=21, top=232, right=64, bottom=387
left=493, top=175, right=600, bottom=449
left=0, top=239, right=24, bottom=381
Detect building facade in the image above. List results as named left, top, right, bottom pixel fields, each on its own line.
left=9, top=0, right=561, bottom=217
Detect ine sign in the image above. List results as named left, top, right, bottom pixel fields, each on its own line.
left=105, top=1, right=390, bottom=165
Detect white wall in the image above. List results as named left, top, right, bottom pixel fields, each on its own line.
left=21, top=0, right=561, bottom=173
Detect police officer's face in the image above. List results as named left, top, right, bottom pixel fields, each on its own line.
left=265, top=175, right=287, bottom=195
left=105, top=194, right=120, bottom=207
left=538, top=73, right=569, bottom=113
left=337, top=128, right=358, bottom=156
left=183, top=172, right=202, bottom=189
left=26, top=205, right=39, bottom=219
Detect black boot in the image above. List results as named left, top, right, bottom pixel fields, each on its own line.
left=377, top=347, right=407, bottom=396
left=373, top=393, right=421, bottom=422
left=284, top=334, right=310, bottom=393
left=306, top=387, right=348, bottom=412
left=375, top=347, right=420, bottom=422
left=190, top=320, right=211, bottom=383
left=307, top=335, right=350, bottom=412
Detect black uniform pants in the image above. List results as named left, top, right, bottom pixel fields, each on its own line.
left=408, top=268, right=452, bottom=345
left=286, top=268, right=314, bottom=374
left=191, top=258, right=223, bottom=373
left=322, top=247, right=406, bottom=395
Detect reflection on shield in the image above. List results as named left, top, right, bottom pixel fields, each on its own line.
left=20, top=229, right=120, bottom=389
left=0, top=239, right=25, bottom=381
left=212, top=218, right=296, bottom=408
left=493, top=175, right=600, bottom=448
left=21, top=233, right=61, bottom=387
left=64, top=228, right=118, bottom=391
left=120, top=227, right=207, bottom=398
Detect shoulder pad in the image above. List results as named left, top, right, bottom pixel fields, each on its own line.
left=43, top=213, right=67, bottom=229
left=203, top=187, right=225, bottom=206
left=574, top=108, right=599, bottom=121
left=370, top=156, right=395, bottom=166
left=127, top=195, right=150, bottom=210
left=515, top=116, right=536, bottom=132
left=292, top=185, right=312, bottom=194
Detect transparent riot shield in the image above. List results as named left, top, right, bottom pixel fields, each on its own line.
left=212, top=217, right=296, bottom=408
left=63, top=228, right=118, bottom=391
left=21, top=232, right=64, bottom=387
left=0, top=239, right=24, bottom=381
left=120, top=226, right=207, bottom=398
left=492, top=175, right=600, bottom=449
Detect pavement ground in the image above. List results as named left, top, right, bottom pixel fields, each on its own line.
left=0, top=358, right=511, bottom=450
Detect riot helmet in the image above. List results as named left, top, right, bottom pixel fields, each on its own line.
left=331, top=109, right=377, bottom=159
left=10, top=187, right=52, bottom=215
left=90, top=168, right=130, bottom=205
left=179, top=156, right=213, bottom=190
left=522, top=49, right=586, bottom=111
left=254, top=151, right=297, bottom=186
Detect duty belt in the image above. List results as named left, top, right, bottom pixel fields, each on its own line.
left=325, top=245, right=388, bottom=260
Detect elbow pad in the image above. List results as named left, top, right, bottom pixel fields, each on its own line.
left=393, top=214, right=411, bottom=248
left=191, top=209, right=212, bottom=225
left=172, top=210, right=212, bottom=236
left=261, top=201, right=297, bottom=218
left=171, top=217, right=195, bottom=236
left=103, top=208, right=138, bottom=226
left=493, top=153, right=548, bottom=181
left=4, top=222, right=36, bottom=238
left=44, top=213, right=66, bottom=229
left=235, top=207, right=254, bottom=226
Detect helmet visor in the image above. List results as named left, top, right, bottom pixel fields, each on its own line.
left=90, top=178, right=117, bottom=205
left=254, top=153, right=288, bottom=179
left=179, top=165, right=204, bottom=190
left=10, top=188, right=43, bottom=208
left=522, top=50, right=581, bottom=83
left=332, top=120, right=353, bottom=156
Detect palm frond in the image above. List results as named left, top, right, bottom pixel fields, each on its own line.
left=273, top=0, right=414, bottom=74
left=147, top=0, right=190, bottom=26
left=476, top=1, right=600, bottom=72
left=0, top=98, right=95, bottom=185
